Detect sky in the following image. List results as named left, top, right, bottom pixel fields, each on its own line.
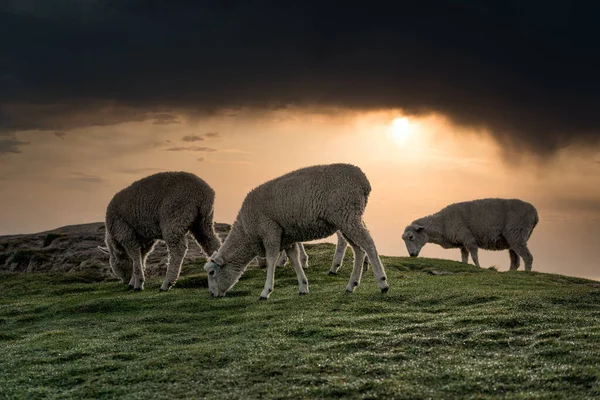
left=1, top=1, right=599, bottom=280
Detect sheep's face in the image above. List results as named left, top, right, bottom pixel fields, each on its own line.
left=204, top=253, right=242, bottom=297
left=109, top=252, right=132, bottom=283
left=402, top=224, right=428, bottom=257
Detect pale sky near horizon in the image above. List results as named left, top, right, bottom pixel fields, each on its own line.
left=1, top=107, right=599, bottom=281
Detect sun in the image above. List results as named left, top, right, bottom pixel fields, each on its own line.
left=390, top=117, right=413, bottom=145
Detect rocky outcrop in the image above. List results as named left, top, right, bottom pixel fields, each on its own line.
left=0, top=222, right=231, bottom=277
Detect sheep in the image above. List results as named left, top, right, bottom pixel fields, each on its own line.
left=98, top=171, right=221, bottom=291
left=402, top=198, right=538, bottom=271
left=256, top=231, right=369, bottom=273
left=203, top=163, right=389, bottom=299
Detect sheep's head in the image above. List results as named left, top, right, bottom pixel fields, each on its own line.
left=402, top=224, right=428, bottom=257
left=204, top=252, right=244, bottom=297
left=98, top=240, right=131, bottom=284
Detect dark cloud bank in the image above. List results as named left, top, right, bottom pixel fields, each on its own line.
left=1, top=0, right=600, bottom=156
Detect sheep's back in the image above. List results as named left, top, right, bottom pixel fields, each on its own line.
left=239, top=164, right=369, bottom=244
left=106, top=172, right=214, bottom=239
left=441, top=198, right=537, bottom=249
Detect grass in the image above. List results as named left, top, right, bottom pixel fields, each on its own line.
left=1, top=243, right=599, bottom=399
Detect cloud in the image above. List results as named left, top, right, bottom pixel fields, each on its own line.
left=218, top=148, right=251, bottom=154
left=205, top=159, right=253, bottom=165
left=152, top=113, right=180, bottom=125
left=166, top=146, right=217, bottom=152
left=0, top=137, right=30, bottom=155
left=182, top=134, right=204, bottom=142
left=54, top=131, right=66, bottom=139
left=196, top=157, right=204, bottom=162
left=117, top=167, right=163, bottom=175
left=205, top=132, right=219, bottom=138
left=2, top=1, right=600, bottom=156
left=70, top=172, right=104, bottom=184
left=150, top=140, right=173, bottom=148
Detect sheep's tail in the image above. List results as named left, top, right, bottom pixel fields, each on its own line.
left=527, top=206, right=540, bottom=240
left=358, top=168, right=372, bottom=208
left=190, top=204, right=222, bottom=256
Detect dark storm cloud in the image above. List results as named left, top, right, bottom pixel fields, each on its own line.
left=1, top=0, right=600, bottom=155
left=54, top=132, right=66, bottom=139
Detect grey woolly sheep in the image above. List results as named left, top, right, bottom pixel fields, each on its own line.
left=204, top=163, right=389, bottom=299
left=98, top=172, right=221, bottom=291
left=256, top=231, right=368, bottom=273
left=402, top=198, right=538, bottom=271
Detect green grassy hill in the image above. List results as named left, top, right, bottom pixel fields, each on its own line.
left=1, top=244, right=599, bottom=399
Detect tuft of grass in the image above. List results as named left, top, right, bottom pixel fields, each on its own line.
left=0, top=243, right=599, bottom=399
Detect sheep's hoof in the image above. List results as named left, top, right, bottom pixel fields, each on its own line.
left=159, top=287, right=168, bottom=292
left=133, top=288, right=142, bottom=292
left=345, top=289, right=353, bottom=293
left=381, top=287, right=390, bottom=294
left=328, top=271, right=338, bottom=276
left=259, top=296, right=269, bottom=301
left=299, top=292, right=308, bottom=296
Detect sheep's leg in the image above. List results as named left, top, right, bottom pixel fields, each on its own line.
left=160, top=237, right=188, bottom=291
left=259, top=250, right=280, bottom=300
left=344, top=240, right=366, bottom=293
left=276, top=251, right=288, bottom=268
left=460, top=247, right=469, bottom=264
left=329, top=232, right=348, bottom=275
left=259, top=230, right=282, bottom=299
left=466, top=245, right=480, bottom=268
left=285, top=244, right=309, bottom=295
left=362, top=254, right=369, bottom=272
left=298, top=243, right=309, bottom=269
left=125, top=245, right=145, bottom=291
left=511, top=244, right=533, bottom=271
left=257, top=257, right=267, bottom=268
left=509, top=249, right=520, bottom=270
left=340, top=222, right=389, bottom=293
left=127, top=240, right=155, bottom=289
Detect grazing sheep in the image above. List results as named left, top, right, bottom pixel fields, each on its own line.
left=204, top=163, right=389, bottom=299
left=402, top=198, right=538, bottom=271
left=256, top=231, right=368, bottom=273
left=98, top=172, right=221, bottom=291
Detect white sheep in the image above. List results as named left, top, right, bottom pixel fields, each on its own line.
left=256, top=231, right=369, bottom=273
left=98, top=172, right=221, bottom=291
left=204, top=163, right=389, bottom=299
left=402, top=198, right=538, bottom=271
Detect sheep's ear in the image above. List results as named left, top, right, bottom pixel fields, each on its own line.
left=97, top=246, right=110, bottom=255
left=413, top=224, right=425, bottom=232
left=211, top=253, right=225, bottom=266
